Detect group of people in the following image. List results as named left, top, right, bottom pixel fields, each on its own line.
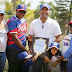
left=0, top=3, right=72, bottom=72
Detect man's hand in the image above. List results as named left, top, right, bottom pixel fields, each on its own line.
left=28, top=34, right=33, bottom=42
left=33, top=52, right=41, bottom=62
left=35, top=52, right=42, bottom=56
left=55, top=35, right=61, bottom=43
left=43, top=56, right=49, bottom=63
left=46, top=47, right=50, bottom=51
left=27, top=51, right=31, bottom=55
left=29, top=48, right=32, bottom=52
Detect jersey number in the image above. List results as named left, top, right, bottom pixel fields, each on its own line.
left=64, top=42, right=69, bottom=46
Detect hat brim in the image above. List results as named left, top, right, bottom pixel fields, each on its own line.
left=40, top=6, right=50, bottom=10
left=51, top=46, right=59, bottom=49
left=0, top=12, right=5, bottom=14
left=17, top=9, right=26, bottom=11
left=25, top=55, right=32, bottom=59
left=68, top=23, right=72, bottom=25
left=42, top=7, right=48, bottom=9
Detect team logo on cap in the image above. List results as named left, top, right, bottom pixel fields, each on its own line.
left=50, top=42, right=59, bottom=49
left=43, top=4, right=47, bottom=7
left=21, top=4, right=24, bottom=9
left=53, top=43, right=57, bottom=46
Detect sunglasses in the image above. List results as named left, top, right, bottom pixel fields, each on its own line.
left=0, top=13, right=4, bottom=16
left=19, top=10, right=26, bottom=14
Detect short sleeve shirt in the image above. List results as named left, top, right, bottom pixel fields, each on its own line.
left=0, top=20, right=8, bottom=52
left=28, top=17, right=62, bottom=47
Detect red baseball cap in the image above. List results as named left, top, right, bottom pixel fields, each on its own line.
left=68, top=20, right=72, bottom=25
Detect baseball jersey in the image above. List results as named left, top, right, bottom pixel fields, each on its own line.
left=63, top=37, right=72, bottom=72
left=61, top=33, right=72, bottom=55
left=7, top=15, right=27, bottom=50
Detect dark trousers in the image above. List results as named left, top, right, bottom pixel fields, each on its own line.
left=6, top=47, right=23, bottom=72
left=60, top=60, right=68, bottom=72
left=32, top=57, right=49, bottom=72
left=0, top=52, right=6, bottom=72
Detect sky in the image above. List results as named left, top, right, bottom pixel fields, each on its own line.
left=23, top=0, right=56, bottom=9
left=0, top=0, right=56, bottom=9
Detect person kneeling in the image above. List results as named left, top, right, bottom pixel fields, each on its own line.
left=18, top=51, right=41, bottom=72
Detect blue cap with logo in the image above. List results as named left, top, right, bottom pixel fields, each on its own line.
left=0, top=7, right=5, bottom=14
left=50, top=42, right=59, bottom=49
left=18, top=51, right=32, bottom=60
left=16, top=4, right=26, bottom=11
left=40, top=3, right=50, bottom=10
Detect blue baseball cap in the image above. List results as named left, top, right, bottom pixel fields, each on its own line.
left=18, top=51, right=32, bottom=60
left=50, top=42, right=59, bottom=49
left=16, top=4, right=26, bottom=11
left=0, top=7, right=5, bottom=14
left=40, top=3, right=50, bottom=10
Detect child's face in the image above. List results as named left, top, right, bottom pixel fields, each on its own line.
left=51, top=47, right=58, bottom=55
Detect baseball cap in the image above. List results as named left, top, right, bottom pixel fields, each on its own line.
left=17, top=51, right=32, bottom=60
left=40, top=3, right=50, bottom=10
left=16, top=4, right=26, bottom=11
left=0, top=7, right=5, bottom=14
left=68, top=20, right=72, bottom=25
left=50, top=42, right=59, bottom=49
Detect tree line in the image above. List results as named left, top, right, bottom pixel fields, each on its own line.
left=2, top=0, right=72, bottom=34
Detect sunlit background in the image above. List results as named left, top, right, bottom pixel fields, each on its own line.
left=0, top=0, right=72, bottom=72
left=0, top=0, right=56, bottom=9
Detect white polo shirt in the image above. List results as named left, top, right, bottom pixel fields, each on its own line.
left=28, top=17, right=62, bottom=47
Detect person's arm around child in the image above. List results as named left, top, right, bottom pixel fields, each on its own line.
left=44, top=56, right=59, bottom=67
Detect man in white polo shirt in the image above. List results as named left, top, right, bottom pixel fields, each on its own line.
left=28, top=3, right=62, bottom=72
